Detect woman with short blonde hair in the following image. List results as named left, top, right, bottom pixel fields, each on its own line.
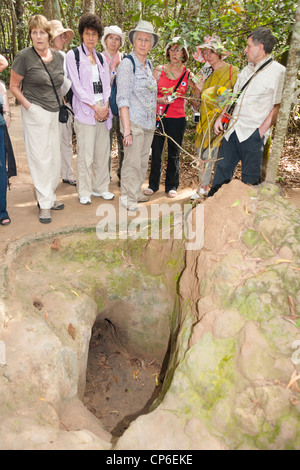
left=10, top=14, right=65, bottom=223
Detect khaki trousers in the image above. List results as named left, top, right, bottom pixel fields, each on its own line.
left=21, top=103, right=61, bottom=209
left=74, top=112, right=110, bottom=199
left=120, top=122, right=154, bottom=205
left=60, top=117, right=74, bottom=180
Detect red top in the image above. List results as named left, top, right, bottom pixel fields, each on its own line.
left=157, top=67, right=190, bottom=118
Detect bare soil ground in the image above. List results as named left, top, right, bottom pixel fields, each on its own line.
left=2, top=97, right=300, bottom=437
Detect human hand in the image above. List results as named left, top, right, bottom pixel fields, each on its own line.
left=214, top=115, right=224, bottom=135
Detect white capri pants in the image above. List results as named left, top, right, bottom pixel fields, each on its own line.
left=21, top=103, right=61, bottom=209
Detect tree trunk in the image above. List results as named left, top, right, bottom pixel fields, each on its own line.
left=43, top=0, right=53, bottom=19
left=266, top=0, right=300, bottom=183
left=84, top=0, right=95, bottom=13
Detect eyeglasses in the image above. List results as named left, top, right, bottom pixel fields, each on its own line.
left=136, top=37, right=151, bottom=44
left=202, top=49, right=215, bottom=56
left=58, top=33, right=67, bottom=40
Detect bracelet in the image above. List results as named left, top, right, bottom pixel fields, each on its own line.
left=3, top=111, right=11, bottom=116
left=123, top=133, right=132, bottom=138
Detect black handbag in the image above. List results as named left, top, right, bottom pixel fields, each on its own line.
left=32, top=47, right=74, bottom=123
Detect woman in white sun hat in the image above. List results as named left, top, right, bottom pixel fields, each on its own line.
left=48, top=19, right=76, bottom=187
left=101, top=25, right=126, bottom=184
left=116, top=19, right=159, bottom=211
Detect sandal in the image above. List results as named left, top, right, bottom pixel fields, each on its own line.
left=63, top=179, right=76, bottom=186
left=167, top=190, right=177, bottom=198
left=144, top=188, right=154, bottom=196
left=0, top=216, right=11, bottom=226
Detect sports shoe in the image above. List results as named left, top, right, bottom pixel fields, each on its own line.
left=39, top=208, right=52, bottom=224
left=137, top=194, right=149, bottom=203
left=62, top=179, right=76, bottom=186
left=79, top=196, right=91, bottom=205
left=199, top=187, right=208, bottom=196
left=51, top=201, right=65, bottom=210
left=120, top=198, right=138, bottom=212
left=92, top=191, right=115, bottom=200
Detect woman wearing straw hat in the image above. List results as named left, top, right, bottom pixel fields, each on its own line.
left=190, top=34, right=239, bottom=200
left=116, top=19, right=158, bottom=211
left=144, top=36, right=196, bottom=199
left=101, top=25, right=125, bottom=184
left=48, top=19, right=76, bottom=187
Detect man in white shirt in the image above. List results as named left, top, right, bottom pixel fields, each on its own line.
left=208, top=27, right=286, bottom=196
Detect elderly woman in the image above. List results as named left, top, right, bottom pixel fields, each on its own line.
left=145, top=36, right=196, bottom=198
left=101, top=25, right=125, bottom=183
left=116, top=20, right=158, bottom=211
left=10, top=14, right=65, bottom=224
left=190, top=34, right=239, bottom=200
left=66, top=12, right=113, bottom=205
left=49, top=19, right=76, bottom=187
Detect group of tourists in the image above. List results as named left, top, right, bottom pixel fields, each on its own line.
left=0, top=12, right=285, bottom=226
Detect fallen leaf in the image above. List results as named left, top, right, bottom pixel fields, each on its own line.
left=231, top=199, right=240, bottom=207
left=286, top=370, right=300, bottom=393
left=288, top=295, right=296, bottom=317
left=71, top=290, right=79, bottom=297
left=51, top=238, right=60, bottom=250
left=113, top=375, right=118, bottom=383
left=261, top=232, right=272, bottom=245
left=243, top=204, right=249, bottom=215
left=68, top=323, right=76, bottom=340
left=274, top=259, right=293, bottom=264
left=25, top=264, right=32, bottom=271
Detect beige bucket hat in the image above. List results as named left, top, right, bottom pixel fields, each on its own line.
left=128, top=19, right=159, bottom=49
left=48, top=19, right=74, bottom=45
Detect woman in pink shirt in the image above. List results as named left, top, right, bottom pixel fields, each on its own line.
left=66, top=13, right=114, bottom=205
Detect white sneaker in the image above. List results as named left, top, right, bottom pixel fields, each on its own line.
left=79, top=196, right=91, bottom=205
left=199, top=188, right=208, bottom=196
left=92, top=191, right=114, bottom=200
left=190, top=192, right=201, bottom=200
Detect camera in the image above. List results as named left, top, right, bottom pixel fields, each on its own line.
left=93, top=81, right=103, bottom=94
left=194, top=112, right=200, bottom=123
left=221, top=112, right=231, bottom=130
left=167, top=95, right=175, bottom=103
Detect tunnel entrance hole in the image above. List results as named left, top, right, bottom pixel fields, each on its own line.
left=82, top=302, right=172, bottom=437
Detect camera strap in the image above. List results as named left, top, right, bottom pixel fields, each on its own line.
left=163, top=67, right=188, bottom=116
left=227, top=57, right=273, bottom=116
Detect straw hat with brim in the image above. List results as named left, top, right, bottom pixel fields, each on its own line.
left=165, top=36, right=189, bottom=59
left=128, top=20, right=159, bottom=49
left=193, top=34, right=230, bottom=63
left=48, top=19, right=74, bottom=45
left=101, top=25, right=126, bottom=49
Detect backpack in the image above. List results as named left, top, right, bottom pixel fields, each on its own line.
left=109, top=55, right=136, bottom=116
left=65, top=46, right=104, bottom=106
